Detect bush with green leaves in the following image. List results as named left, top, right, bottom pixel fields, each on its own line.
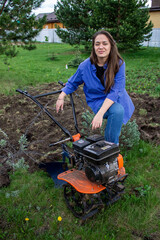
left=119, top=119, right=140, bottom=149
left=9, top=157, right=29, bottom=171
left=22, top=44, right=36, bottom=51
left=68, top=51, right=84, bottom=68
left=81, top=111, right=140, bottom=149
left=0, top=128, right=29, bottom=170
left=81, top=110, right=107, bottom=136
left=5, top=45, right=18, bottom=57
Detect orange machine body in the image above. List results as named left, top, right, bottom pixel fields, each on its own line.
left=58, top=154, right=126, bottom=194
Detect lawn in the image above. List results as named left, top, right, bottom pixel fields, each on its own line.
left=0, top=43, right=160, bottom=96
left=0, top=44, right=160, bottom=240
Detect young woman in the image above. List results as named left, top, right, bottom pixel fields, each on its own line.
left=56, top=30, right=134, bottom=145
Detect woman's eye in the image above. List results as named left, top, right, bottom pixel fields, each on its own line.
left=95, top=42, right=108, bottom=46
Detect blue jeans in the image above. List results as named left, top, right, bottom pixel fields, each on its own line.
left=102, top=103, right=124, bottom=145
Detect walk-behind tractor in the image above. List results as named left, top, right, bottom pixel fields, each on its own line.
left=16, top=82, right=128, bottom=220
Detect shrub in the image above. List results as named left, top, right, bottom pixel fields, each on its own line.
left=22, top=44, right=36, bottom=51
left=0, top=128, right=29, bottom=170
left=68, top=50, right=84, bottom=67
left=119, top=119, right=140, bottom=149
left=5, top=45, right=18, bottom=57
left=81, top=110, right=107, bottom=136
left=9, top=157, right=29, bottom=171
left=81, top=111, right=140, bottom=149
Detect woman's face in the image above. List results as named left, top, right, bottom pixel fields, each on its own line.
left=94, top=34, right=111, bottom=63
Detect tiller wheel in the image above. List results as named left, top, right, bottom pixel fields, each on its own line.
left=64, top=184, right=104, bottom=220
left=58, top=165, right=128, bottom=220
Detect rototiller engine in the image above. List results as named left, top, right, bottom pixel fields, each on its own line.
left=16, top=81, right=128, bottom=220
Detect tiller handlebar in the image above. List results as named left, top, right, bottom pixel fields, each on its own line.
left=16, top=81, right=81, bottom=146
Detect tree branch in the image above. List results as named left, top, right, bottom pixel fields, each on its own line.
left=0, top=0, right=8, bottom=15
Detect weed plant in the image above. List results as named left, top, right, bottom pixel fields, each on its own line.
left=0, top=128, right=29, bottom=170
left=68, top=50, right=84, bottom=67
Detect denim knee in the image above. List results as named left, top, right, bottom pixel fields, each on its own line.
left=112, top=103, right=124, bottom=118
left=103, top=103, right=124, bottom=119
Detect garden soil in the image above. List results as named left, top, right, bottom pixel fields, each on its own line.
left=0, top=82, right=160, bottom=187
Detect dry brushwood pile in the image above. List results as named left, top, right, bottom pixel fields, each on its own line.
left=0, top=82, right=160, bottom=187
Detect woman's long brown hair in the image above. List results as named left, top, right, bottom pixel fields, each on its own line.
left=90, top=30, right=123, bottom=93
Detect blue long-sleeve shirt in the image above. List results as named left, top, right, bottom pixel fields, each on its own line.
left=62, top=58, right=134, bottom=124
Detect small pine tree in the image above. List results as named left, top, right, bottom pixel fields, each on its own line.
left=0, top=0, right=46, bottom=57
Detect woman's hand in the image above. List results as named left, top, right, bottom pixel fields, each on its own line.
left=91, top=112, right=103, bottom=130
left=56, top=98, right=64, bottom=113
left=56, top=91, right=66, bottom=113
left=91, top=98, right=114, bottom=129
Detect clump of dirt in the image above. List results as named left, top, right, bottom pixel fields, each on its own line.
left=130, top=92, right=160, bottom=144
left=0, top=83, right=159, bottom=187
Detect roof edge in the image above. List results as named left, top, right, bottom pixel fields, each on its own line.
left=150, top=7, right=160, bottom=11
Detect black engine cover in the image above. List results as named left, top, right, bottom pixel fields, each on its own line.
left=85, top=159, right=119, bottom=184
left=82, top=140, right=120, bottom=164
left=73, top=136, right=120, bottom=185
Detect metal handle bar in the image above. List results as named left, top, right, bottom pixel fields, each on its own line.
left=16, top=88, right=73, bottom=140
left=24, top=81, right=65, bottom=99
left=49, top=137, right=71, bottom=147
left=34, top=90, right=62, bottom=98
left=58, top=80, right=65, bottom=87
left=57, top=81, right=79, bottom=133
left=17, top=81, right=79, bottom=134
left=16, top=82, right=81, bottom=145
left=16, top=89, right=27, bottom=95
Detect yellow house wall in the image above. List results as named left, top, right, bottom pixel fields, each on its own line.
left=149, top=11, right=160, bottom=28
left=43, top=13, right=159, bottom=29
left=43, top=22, right=65, bottom=29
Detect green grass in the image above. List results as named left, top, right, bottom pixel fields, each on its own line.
left=0, top=44, right=160, bottom=96
left=0, top=142, right=160, bottom=240
left=0, top=43, right=88, bottom=95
